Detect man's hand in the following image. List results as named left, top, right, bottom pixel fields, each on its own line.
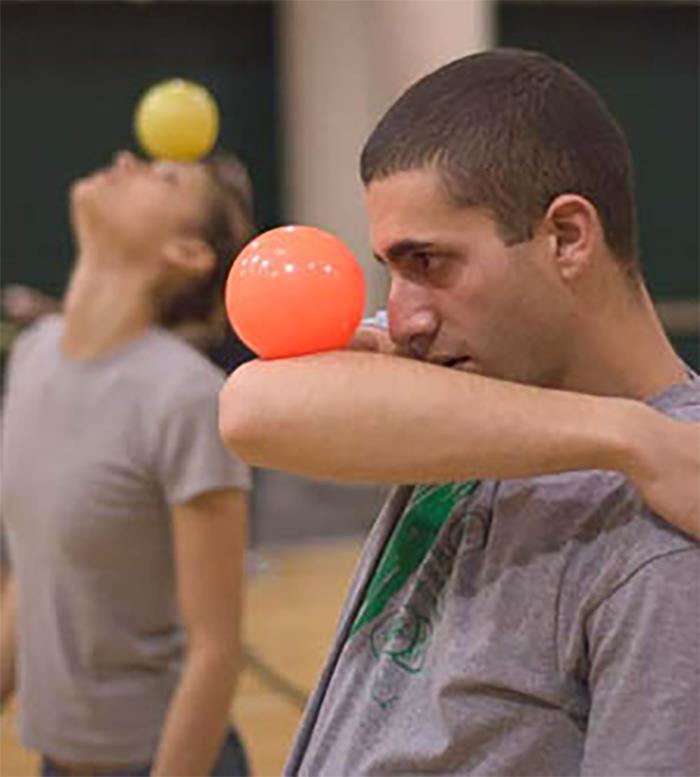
left=346, top=325, right=395, bottom=354
left=623, top=410, right=700, bottom=539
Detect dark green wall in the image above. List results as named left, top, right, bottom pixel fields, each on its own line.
left=498, top=0, right=699, bottom=367
left=1, top=0, right=279, bottom=298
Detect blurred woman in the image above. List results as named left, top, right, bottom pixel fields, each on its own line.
left=1, top=150, right=254, bottom=776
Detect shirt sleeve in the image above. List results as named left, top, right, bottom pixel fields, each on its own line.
left=155, top=388, right=251, bottom=506
left=581, top=547, right=700, bottom=776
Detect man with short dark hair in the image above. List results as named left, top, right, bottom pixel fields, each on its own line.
left=220, top=50, right=699, bottom=775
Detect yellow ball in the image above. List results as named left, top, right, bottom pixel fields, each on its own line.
left=134, top=79, right=219, bottom=162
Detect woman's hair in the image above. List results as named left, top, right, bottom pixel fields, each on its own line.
left=157, top=153, right=255, bottom=346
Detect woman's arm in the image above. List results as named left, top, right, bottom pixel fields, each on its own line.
left=219, top=352, right=699, bottom=538
left=151, top=489, right=247, bottom=776
left=0, top=573, right=17, bottom=710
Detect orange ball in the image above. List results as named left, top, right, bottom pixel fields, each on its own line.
left=225, top=225, right=366, bottom=359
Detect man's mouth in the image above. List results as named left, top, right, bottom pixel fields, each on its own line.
left=432, top=356, right=474, bottom=370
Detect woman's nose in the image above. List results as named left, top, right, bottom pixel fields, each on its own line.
left=112, top=150, right=140, bottom=172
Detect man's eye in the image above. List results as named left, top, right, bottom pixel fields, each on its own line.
left=414, top=252, right=439, bottom=272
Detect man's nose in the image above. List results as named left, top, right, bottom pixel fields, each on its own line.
left=387, top=278, right=439, bottom=360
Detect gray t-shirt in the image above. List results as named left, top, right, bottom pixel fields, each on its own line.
left=287, top=375, right=700, bottom=776
left=1, top=316, right=251, bottom=763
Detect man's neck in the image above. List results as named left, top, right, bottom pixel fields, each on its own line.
left=61, top=256, right=156, bottom=360
left=560, top=284, right=688, bottom=401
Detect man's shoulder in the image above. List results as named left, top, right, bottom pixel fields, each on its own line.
left=648, top=371, right=700, bottom=422
left=493, top=374, right=699, bottom=551
left=512, top=460, right=694, bottom=538
left=489, top=465, right=697, bottom=618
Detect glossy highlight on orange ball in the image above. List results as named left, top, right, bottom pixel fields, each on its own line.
left=225, top=226, right=366, bottom=359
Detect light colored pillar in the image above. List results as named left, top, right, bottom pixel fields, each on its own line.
left=279, top=0, right=494, bottom=313
left=364, top=0, right=495, bottom=118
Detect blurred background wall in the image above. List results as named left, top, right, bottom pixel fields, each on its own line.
left=2, top=0, right=698, bottom=543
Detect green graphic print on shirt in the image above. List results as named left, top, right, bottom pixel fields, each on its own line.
left=352, top=482, right=479, bottom=638
left=350, top=481, right=479, bottom=709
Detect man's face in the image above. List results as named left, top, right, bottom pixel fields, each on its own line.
left=70, top=151, right=211, bottom=261
left=366, top=168, right=577, bottom=387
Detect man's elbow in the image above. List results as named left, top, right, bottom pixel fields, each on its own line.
left=218, top=361, right=269, bottom=463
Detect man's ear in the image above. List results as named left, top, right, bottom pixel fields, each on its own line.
left=161, top=237, right=215, bottom=278
left=543, top=194, right=600, bottom=282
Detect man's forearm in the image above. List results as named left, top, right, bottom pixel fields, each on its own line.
left=219, top=351, right=641, bottom=484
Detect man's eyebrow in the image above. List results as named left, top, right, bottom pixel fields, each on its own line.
left=375, top=239, right=435, bottom=264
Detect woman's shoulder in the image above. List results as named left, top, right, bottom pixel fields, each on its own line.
left=139, top=328, right=228, bottom=405
left=6, top=314, right=63, bottom=372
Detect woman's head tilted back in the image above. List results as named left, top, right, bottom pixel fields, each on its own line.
left=69, top=150, right=255, bottom=343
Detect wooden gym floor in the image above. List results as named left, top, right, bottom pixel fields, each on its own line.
left=0, top=538, right=363, bottom=777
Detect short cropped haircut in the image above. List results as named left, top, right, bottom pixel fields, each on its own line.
left=361, top=49, right=639, bottom=274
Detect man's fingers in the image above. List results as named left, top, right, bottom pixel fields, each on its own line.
left=346, top=326, right=395, bottom=354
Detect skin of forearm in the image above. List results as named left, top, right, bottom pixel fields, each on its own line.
left=219, top=351, right=642, bottom=484
left=0, top=577, right=17, bottom=708
left=150, top=644, right=239, bottom=776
